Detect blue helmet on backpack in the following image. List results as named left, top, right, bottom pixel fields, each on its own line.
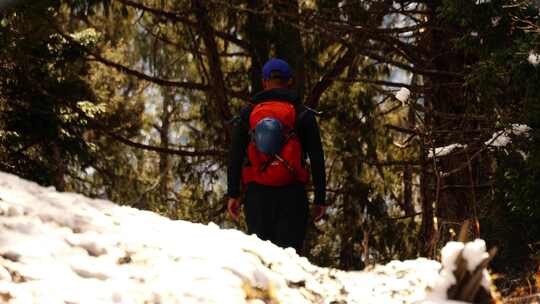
left=254, top=117, right=284, bottom=156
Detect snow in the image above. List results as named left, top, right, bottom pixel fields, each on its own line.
left=528, top=51, right=540, bottom=66
left=395, top=87, right=411, bottom=103
left=485, top=123, right=531, bottom=147
left=428, top=143, right=467, bottom=158
left=84, top=166, right=96, bottom=176
left=426, top=124, right=531, bottom=159
left=0, top=171, right=490, bottom=303
left=462, top=239, right=490, bottom=272
left=424, top=240, right=492, bottom=301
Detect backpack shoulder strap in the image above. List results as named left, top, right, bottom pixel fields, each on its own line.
left=244, top=103, right=255, bottom=122
left=294, top=105, right=308, bottom=132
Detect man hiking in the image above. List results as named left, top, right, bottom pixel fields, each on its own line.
left=227, top=58, right=327, bottom=254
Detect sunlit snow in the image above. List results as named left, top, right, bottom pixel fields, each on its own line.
left=485, top=123, right=531, bottom=147
left=428, top=144, right=467, bottom=159
left=0, top=171, right=486, bottom=303
left=425, top=124, right=531, bottom=160
left=528, top=51, right=540, bottom=66
left=395, top=87, right=411, bottom=103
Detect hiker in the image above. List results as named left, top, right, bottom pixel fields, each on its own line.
left=227, top=58, right=327, bottom=253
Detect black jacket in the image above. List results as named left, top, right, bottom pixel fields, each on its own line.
left=227, top=88, right=327, bottom=205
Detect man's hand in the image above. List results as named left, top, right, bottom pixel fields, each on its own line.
left=312, top=205, right=327, bottom=222
left=227, top=197, right=241, bottom=221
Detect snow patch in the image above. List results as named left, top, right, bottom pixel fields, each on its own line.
left=0, top=265, right=11, bottom=281
left=462, top=239, right=489, bottom=272
left=425, top=240, right=492, bottom=302
left=0, top=171, right=491, bottom=303
left=428, top=144, right=467, bottom=158
left=485, top=123, right=531, bottom=147
left=395, top=87, right=411, bottom=103
left=529, top=51, right=540, bottom=66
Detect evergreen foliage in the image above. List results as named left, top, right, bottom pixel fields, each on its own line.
left=0, top=1, right=98, bottom=189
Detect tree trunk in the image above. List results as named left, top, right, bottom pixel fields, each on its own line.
left=419, top=140, right=435, bottom=256
left=272, top=0, right=306, bottom=99
left=403, top=96, right=416, bottom=217
left=159, top=91, right=173, bottom=217
left=421, top=1, right=491, bottom=247
left=339, top=193, right=358, bottom=269
left=192, top=0, right=232, bottom=126
left=245, top=0, right=269, bottom=94
left=51, top=143, right=66, bottom=192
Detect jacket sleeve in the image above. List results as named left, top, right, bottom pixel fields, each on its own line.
left=299, top=111, right=327, bottom=205
left=227, top=108, right=251, bottom=198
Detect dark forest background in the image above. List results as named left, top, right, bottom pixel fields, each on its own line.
left=1, top=0, right=540, bottom=296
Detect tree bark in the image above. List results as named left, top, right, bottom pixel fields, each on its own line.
left=51, top=143, right=66, bottom=192
left=245, top=0, right=269, bottom=94
left=420, top=1, right=492, bottom=247
left=192, top=0, right=232, bottom=125
left=272, top=0, right=306, bottom=99
left=159, top=91, right=173, bottom=216
left=402, top=102, right=416, bottom=217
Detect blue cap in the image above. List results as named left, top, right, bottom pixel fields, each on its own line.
left=262, top=58, right=292, bottom=80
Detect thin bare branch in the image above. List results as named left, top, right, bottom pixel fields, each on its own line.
left=306, top=47, right=356, bottom=108
left=106, top=132, right=226, bottom=157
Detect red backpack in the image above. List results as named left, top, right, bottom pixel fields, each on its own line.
left=242, top=100, right=309, bottom=186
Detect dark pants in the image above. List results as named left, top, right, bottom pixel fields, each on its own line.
left=243, top=182, right=309, bottom=254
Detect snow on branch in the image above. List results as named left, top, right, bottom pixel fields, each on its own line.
left=475, top=0, right=491, bottom=5
left=426, top=123, right=531, bottom=160
left=395, top=87, right=411, bottom=103
left=428, top=143, right=467, bottom=159
left=528, top=51, right=540, bottom=66
left=425, top=239, right=496, bottom=303
left=484, top=123, right=531, bottom=148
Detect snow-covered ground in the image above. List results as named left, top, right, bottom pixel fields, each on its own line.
left=0, top=171, right=489, bottom=303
